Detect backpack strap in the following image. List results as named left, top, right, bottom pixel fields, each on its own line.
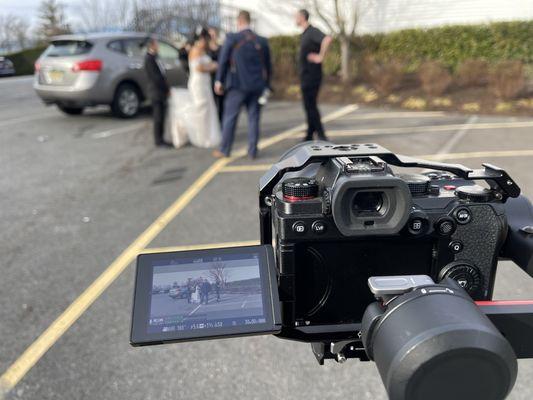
left=230, top=31, right=267, bottom=81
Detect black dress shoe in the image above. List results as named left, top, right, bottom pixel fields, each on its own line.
left=156, top=141, right=173, bottom=148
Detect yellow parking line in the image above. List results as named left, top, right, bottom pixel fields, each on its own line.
left=218, top=150, right=533, bottom=174
left=141, top=240, right=260, bottom=254
left=420, top=149, right=533, bottom=161
left=327, top=120, right=533, bottom=137
left=0, top=103, right=358, bottom=395
left=341, top=111, right=446, bottom=120
left=221, top=164, right=273, bottom=172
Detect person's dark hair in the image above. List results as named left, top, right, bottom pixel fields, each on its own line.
left=238, top=10, right=251, bottom=24
left=192, top=26, right=210, bottom=43
left=298, top=9, right=310, bottom=21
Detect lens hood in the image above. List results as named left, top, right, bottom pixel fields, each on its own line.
left=362, top=284, right=517, bottom=400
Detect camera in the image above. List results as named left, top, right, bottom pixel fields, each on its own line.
left=132, top=142, right=533, bottom=400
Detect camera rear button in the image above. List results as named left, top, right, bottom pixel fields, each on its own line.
left=311, top=221, right=327, bottom=234
left=449, top=241, right=463, bottom=254
left=408, top=218, right=425, bottom=235
left=435, top=217, right=456, bottom=236
left=455, top=207, right=472, bottom=224
left=292, top=221, right=306, bottom=234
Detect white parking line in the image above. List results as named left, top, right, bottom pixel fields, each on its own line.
left=437, top=115, right=478, bottom=155
left=0, top=75, right=33, bottom=84
left=0, top=113, right=55, bottom=129
left=188, top=304, right=202, bottom=316
left=91, top=122, right=147, bottom=139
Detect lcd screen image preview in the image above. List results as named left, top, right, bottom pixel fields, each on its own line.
left=149, top=254, right=266, bottom=334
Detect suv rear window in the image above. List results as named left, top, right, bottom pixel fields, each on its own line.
left=43, top=40, right=93, bottom=57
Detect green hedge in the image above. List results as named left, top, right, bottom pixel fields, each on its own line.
left=6, top=46, right=46, bottom=76
left=269, top=20, right=533, bottom=78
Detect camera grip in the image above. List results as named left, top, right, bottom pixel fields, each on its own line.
left=501, top=195, right=533, bottom=276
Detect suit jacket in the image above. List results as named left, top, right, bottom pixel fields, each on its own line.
left=216, top=29, right=271, bottom=93
left=144, top=52, right=169, bottom=101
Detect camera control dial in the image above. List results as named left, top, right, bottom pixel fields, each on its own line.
left=438, top=262, right=482, bottom=295
left=456, top=185, right=495, bottom=202
left=282, top=177, right=318, bottom=201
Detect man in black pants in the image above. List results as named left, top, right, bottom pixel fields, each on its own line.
left=296, top=9, right=332, bottom=141
left=144, top=38, right=171, bottom=147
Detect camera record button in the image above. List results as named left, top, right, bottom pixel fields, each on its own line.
left=454, top=207, right=472, bottom=224
left=292, top=221, right=306, bottom=234
left=435, top=217, right=456, bottom=236
left=311, top=221, right=327, bottom=234
left=449, top=240, right=463, bottom=254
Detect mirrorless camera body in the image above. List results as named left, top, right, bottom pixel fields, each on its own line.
left=132, top=142, right=533, bottom=400
left=264, top=142, right=515, bottom=343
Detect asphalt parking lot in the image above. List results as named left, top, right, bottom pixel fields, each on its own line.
left=1, top=75, right=533, bottom=400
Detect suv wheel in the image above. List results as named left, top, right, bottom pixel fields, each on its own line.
left=112, top=83, right=141, bottom=118
left=58, top=105, right=84, bottom=115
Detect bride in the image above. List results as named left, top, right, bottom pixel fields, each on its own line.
left=174, top=28, right=221, bottom=148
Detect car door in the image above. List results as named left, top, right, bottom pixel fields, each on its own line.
left=120, top=38, right=150, bottom=97
left=158, top=41, right=188, bottom=87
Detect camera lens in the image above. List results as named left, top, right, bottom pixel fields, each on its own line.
left=352, top=191, right=384, bottom=214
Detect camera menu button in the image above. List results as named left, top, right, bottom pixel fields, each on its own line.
left=292, top=221, right=307, bottom=234
left=311, top=221, right=327, bottom=234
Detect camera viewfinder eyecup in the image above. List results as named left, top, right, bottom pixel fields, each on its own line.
left=361, top=276, right=517, bottom=400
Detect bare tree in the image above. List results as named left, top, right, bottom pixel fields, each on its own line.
left=268, top=0, right=374, bottom=82
left=36, top=0, right=71, bottom=41
left=12, top=17, right=30, bottom=50
left=209, top=262, right=231, bottom=286
left=77, top=0, right=132, bottom=32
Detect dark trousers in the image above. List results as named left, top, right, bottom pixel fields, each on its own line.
left=301, top=84, right=325, bottom=140
left=220, top=89, right=261, bottom=157
left=152, top=98, right=167, bottom=145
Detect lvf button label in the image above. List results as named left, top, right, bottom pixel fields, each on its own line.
left=312, top=221, right=327, bottom=234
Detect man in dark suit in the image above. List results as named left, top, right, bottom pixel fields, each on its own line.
left=144, top=38, right=171, bottom=147
left=296, top=9, right=332, bottom=141
left=213, top=10, right=271, bottom=159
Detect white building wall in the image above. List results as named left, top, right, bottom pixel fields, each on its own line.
left=221, top=0, right=533, bottom=37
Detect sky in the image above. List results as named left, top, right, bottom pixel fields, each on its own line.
left=0, top=0, right=80, bottom=28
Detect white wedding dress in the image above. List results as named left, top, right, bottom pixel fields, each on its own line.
left=188, top=54, right=221, bottom=148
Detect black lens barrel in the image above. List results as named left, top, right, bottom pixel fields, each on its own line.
left=362, top=283, right=517, bottom=400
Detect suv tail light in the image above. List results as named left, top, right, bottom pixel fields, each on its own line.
left=72, top=59, right=102, bottom=72
left=34, top=61, right=41, bottom=72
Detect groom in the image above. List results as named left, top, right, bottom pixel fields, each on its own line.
left=213, top=10, right=272, bottom=159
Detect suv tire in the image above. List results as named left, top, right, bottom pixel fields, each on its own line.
left=58, top=105, right=84, bottom=115
left=112, top=83, right=141, bottom=118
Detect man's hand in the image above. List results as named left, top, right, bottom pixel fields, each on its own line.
left=307, top=53, right=323, bottom=64
left=214, top=81, right=224, bottom=96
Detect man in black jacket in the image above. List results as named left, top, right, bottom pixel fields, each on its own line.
left=144, top=38, right=171, bottom=147
left=296, top=9, right=332, bottom=141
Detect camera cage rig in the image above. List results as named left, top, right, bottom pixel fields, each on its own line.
left=259, top=143, right=533, bottom=364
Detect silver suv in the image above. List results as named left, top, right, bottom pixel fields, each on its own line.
left=34, top=32, right=187, bottom=118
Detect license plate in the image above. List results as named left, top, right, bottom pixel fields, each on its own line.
left=46, top=70, right=64, bottom=83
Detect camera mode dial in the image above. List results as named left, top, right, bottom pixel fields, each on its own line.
left=438, top=262, right=482, bottom=295
left=282, top=177, right=318, bottom=201
left=397, top=174, right=431, bottom=196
